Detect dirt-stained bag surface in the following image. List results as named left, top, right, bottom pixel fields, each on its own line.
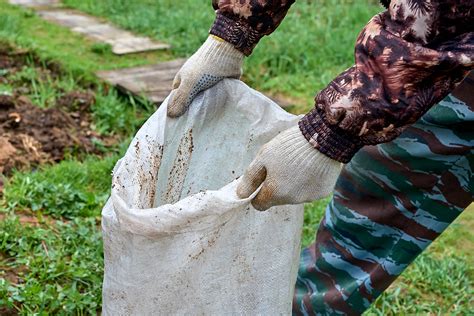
left=102, top=79, right=304, bottom=315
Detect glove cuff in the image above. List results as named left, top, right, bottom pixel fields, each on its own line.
left=209, top=13, right=262, bottom=56
left=299, top=109, right=363, bottom=163
left=196, top=36, right=244, bottom=71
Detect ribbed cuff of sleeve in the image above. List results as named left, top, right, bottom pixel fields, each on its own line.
left=209, top=13, right=262, bottom=56
left=299, top=109, right=363, bottom=163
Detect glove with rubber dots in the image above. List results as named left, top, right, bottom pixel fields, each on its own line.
left=167, top=35, right=244, bottom=118
left=237, top=126, right=343, bottom=211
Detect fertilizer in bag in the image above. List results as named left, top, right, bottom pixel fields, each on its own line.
left=102, top=79, right=305, bottom=315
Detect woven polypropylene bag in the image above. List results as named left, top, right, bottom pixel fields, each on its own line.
left=102, top=79, right=304, bottom=315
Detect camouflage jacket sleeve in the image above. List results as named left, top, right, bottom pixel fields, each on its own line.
left=299, top=0, right=474, bottom=162
left=210, top=0, right=296, bottom=56
left=210, top=0, right=474, bottom=163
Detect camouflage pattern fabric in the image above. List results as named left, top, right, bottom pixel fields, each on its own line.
left=211, top=0, right=296, bottom=55
left=293, top=92, right=474, bottom=315
left=298, top=0, right=473, bottom=163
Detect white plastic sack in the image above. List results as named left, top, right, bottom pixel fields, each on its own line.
left=102, top=79, right=304, bottom=315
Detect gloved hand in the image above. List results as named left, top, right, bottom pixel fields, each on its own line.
left=167, top=35, right=244, bottom=117
left=237, top=126, right=343, bottom=211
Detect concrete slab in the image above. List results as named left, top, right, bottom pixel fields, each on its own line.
left=97, top=59, right=186, bottom=105
left=37, top=9, right=170, bottom=55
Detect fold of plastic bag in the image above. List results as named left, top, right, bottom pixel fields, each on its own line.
left=102, top=79, right=304, bottom=315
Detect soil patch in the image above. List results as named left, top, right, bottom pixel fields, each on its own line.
left=0, top=304, right=19, bottom=316
left=0, top=92, right=100, bottom=174
left=0, top=45, right=106, bottom=190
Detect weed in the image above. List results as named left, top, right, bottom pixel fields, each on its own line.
left=0, top=216, right=103, bottom=315
left=90, top=43, right=112, bottom=55
left=0, top=83, right=13, bottom=95
left=11, top=66, right=59, bottom=108
left=3, top=155, right=118, bottom=219
left=91, top=88, right=152, bottom=136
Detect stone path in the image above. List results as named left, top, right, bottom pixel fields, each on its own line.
left=97, top=59, right=187, bottom=105
left=37, top=9, right=170, bottom=55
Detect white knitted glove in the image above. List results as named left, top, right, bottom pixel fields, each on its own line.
left=167, top=36, right=244, bottom=117
left=237, top=126, right=343, bottom=211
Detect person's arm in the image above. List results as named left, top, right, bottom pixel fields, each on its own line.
left=300, top=0, right=473, bottom=163
left=167, top=0, right=296, bottom=117
left=238, top=0, right=474, bottom=210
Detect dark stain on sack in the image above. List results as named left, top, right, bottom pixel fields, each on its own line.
left=162, top=129, right=194, bottom=205
left=188, top=222, right=226, bottom=261
left=112, top=136, right=164, bottom=209
left=135, top=135, right=164, bottom=209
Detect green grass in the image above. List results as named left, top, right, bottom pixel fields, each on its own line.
left=3, top=155, right=119, bottom=219
left=15, top=68, right=64, bottom=109
left=0, top=216, right=103, bottom=315
left=0, top=83, right=13, bottom=95
left=302, top=198, right=330, bottom=248
left=0, top=154, right=123, bottom=314
left=0, top=0, right=472, bottom=314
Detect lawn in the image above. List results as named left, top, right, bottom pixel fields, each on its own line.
left=0, top=0, right=473, bottom=315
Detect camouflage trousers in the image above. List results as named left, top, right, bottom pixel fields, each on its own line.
left=293, top=94, right=474, bottom=315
